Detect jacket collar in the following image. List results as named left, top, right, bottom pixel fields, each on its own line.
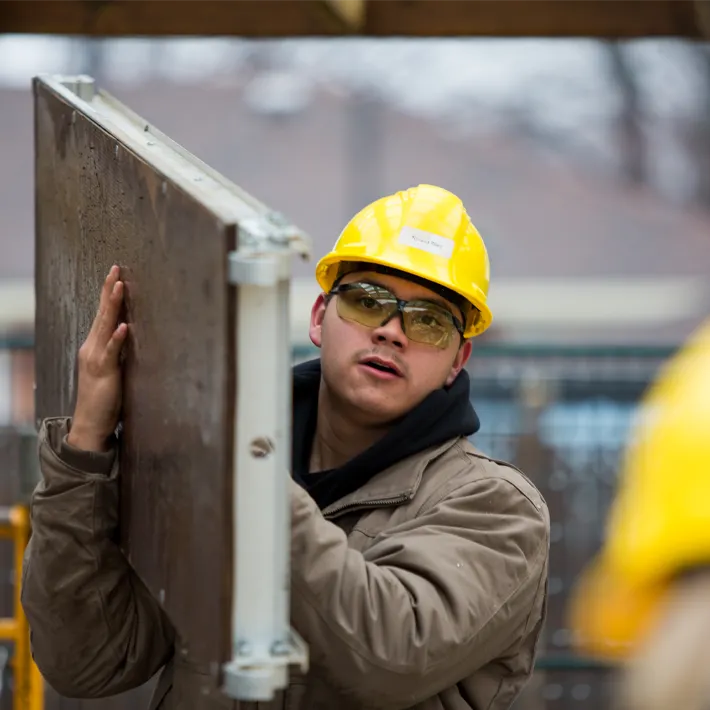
left=322, top=437, right=459, bottom=518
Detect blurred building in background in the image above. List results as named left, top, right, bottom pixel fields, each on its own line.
left=0, top=34, right=709, bottom=710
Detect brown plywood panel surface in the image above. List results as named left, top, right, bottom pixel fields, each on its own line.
left=34, top=79, right=239, bottom=709
left=0, top=0, right=707, bottom=37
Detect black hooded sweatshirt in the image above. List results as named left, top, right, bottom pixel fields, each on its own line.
left=291, top=359, right=480, bottom=510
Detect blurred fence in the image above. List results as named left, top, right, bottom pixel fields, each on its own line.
left=466, top=344, right=673, bottom=710
left=0, top=339, right=677, bottom=710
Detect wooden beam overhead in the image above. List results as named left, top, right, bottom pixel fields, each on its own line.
left=0, top=0, right=707, bottom=38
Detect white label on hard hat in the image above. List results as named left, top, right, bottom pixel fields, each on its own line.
left=398, top=226, right=454, bottom=259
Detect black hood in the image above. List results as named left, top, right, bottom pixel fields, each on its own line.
left=291, top=358, right=480, bottom=510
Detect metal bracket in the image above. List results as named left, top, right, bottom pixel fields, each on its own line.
left=239, top=210, right=301, bottom=246
left=222, top=210, right=309, bottom=701
left=228, top=211, right=307, bottom=287
left=222, top=630, right=308, bottom=701
left=228, top=252, right=282, bottom=287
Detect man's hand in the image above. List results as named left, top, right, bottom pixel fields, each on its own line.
left=67, top=265, right=128, bottom=453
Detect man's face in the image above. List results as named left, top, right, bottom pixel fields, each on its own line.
left=309, top=270, right=473, bottom=426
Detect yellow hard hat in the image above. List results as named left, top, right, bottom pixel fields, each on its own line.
left=568, top=558, right=669, bottom=660
left=315, top=184, right=492, bottom=338
left=568, top=318, right=710, bottom=660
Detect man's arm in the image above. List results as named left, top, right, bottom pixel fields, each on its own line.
left=290, top=469, right=549, bottom=709
left=21, top=265, right=173, bottom=696
left=21, top=417, right=175, bottom=698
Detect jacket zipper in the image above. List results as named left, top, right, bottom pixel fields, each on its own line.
left=324, top=493, right=412, bottom=520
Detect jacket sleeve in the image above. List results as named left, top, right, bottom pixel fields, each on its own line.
left=21, top=417, right=176, bottom=698
left=289, top=472, right=549, bottom=709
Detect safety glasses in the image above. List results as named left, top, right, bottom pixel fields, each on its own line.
left=330, top=281, right=464, bottom=349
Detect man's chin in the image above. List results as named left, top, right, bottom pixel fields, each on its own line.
left=346, top=391, right=408, bottom=427
left=322, top=369, right=409, bottom=424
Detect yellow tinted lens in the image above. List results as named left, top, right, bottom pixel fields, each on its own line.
left=403, top=304, right=456, bottom=349
left=336, top=285, right=397, bottom=327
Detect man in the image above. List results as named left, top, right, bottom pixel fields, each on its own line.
left=22, top=184, right=550, bottom=710
left=569, top=318, right=710, bottom=710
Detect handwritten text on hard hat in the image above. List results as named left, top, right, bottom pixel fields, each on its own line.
left=398, top=226, right=455, bottom=259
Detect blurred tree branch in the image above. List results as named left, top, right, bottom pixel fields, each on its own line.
left=606, top=42, right=646, bottom=185
left=690, top=44, right=710, bottom=207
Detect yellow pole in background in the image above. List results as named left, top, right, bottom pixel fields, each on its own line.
left=0, top=505, right=43, bottom=710
left=11, top=505, right=29, bottom=710
left=28, top=662, right=43, bottom=710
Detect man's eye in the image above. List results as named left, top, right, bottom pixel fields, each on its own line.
left=360, top=297, right=380, bottom=310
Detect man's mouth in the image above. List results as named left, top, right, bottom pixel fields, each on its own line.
left=360, top=358, right=403, bottom=377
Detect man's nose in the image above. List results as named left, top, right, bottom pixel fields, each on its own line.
left=371, top=313, right=408, bottom=350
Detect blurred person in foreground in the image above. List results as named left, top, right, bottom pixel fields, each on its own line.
left=21, top=184, right=550, bottom=710
left=569, top=318, right=710, bottom=710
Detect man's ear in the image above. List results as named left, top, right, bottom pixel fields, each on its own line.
left=445, top=339, right=473, bottom=386
left=309, top=293, right=328, bottom=348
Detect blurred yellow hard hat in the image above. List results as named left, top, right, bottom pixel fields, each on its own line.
left=315, top=184, right=492, bottom=338
left=568, top=557, right=669, bottom=661
left=568, top=318, right=710, bottom=660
